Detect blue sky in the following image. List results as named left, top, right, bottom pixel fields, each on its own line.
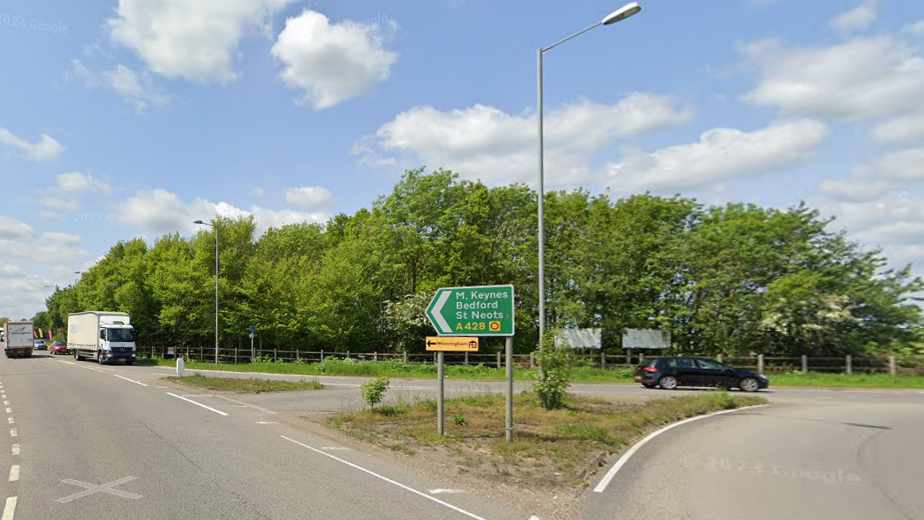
left=1, top=0, right=923, bottom=319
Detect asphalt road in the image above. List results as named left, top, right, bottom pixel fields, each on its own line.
left=585, top=390, right=924, bottom=519
left=0, top=353, right=531, bottom=520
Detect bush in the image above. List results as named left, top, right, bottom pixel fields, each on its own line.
left=534, top=330, right=573, bottom=410
left=361, top=376, right=390, bottom=410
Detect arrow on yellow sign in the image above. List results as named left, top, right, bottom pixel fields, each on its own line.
left=425, top=337, right=479, bottom=352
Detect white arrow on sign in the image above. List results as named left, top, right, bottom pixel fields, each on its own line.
left=430, top=290, right=453, bottom=334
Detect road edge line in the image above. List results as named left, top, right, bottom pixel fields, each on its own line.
left=281, top=435, right=489, bottom=520
left=166, top=393, right=228, bottom=416
left=593, top=403, right=770, bottom=493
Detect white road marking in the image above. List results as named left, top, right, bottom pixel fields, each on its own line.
left=155, top=386, right=168, bottom=389
left=4, top=409, right=10, bottom=414
left=282, top=436, right=488, bottom=520
left=8, top=465, right=19, bottom=482
left=9, top=430, right=16, bottom=438
left=60, top=361, right=75, bottom=365
left=6, top=418, right=12, bottom=425
left=256, top=421, right=278, bottom=425
left=428, top=489, right=466, bottom=494
left=181, top=395, right=213, bottom=398
left=84, top=367, right=104, bottom=373
left=56, top=476, right=142, bottom=503
left=115, top=375, right=148, bottom=387
left=11, top=445, right=18, bottom=456
left=321, top=447, right=351, bottom=451
left=2, top=402, right=8, bottom=406
left=593, top=404, right=770, bottom=493
left=1, top=496, right=17, bottom=520
left=166, top=393, right=228, bottom=416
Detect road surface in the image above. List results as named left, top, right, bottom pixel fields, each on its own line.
left=0, top=354, right=531, bottom=520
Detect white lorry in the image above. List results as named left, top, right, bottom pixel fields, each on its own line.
left=67, top=312, right=136, bottom=365
left=3, top=321, right=34, bottom=358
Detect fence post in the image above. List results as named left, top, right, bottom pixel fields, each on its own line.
left=274, top=348, right=277, bottom=362
left=374, top=351, right=378, bottom=362
left=845, top=355, right=852, bottom=375
left=199, top=345, right=202, bottom=360
left=717, top=354, right=723, bottom=363
left=347, top=351, right=351, bottom=359
left=601, top=352, right=606, bottom=369
left=496, top=352, right=501, bottom=369
left=888, top=356, right=896, bottom=376
left=758, top=354, right=765, bottom=374
left=320, top=350, right=325, bottom=362
left=187, top=346, right=190, bottom=360
left=296, top=349, right=299, bottom=362
left=529, top=352, right=535, bottom=368
left=403, top=351, right=408, bottom=364
left=234, top=348, right=237, bottom=364
left=801, top=355, right=808, bottom=374
left=465, top=352, right=469, bottom=366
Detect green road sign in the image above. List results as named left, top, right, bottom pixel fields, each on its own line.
left=425, top=285, right=515, bottom=336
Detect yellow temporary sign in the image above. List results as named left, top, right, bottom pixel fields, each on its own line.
left=425, top=336, right=479, bottom=352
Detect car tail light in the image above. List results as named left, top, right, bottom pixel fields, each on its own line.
left=643, top=366, right=658, bottom=373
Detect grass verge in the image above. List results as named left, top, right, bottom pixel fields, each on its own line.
left=164, top=374, right=323, bottom=393
left=325, top=391, right=766, bottom=489
left=150, top=357, right=924, bottom=389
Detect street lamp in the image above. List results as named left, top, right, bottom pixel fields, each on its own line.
left=194, top=219, right=219, bottom=364
left=537, top=2, right=642, bottom=341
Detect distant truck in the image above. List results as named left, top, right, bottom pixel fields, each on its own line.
left=3, top=321, right=34, bottom=358
left=67, top=312, right=136, bottom=365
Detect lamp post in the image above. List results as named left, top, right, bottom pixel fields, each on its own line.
left=194, top=219, right=219, bottom=364
left=537, top=2, right=642, bottom=341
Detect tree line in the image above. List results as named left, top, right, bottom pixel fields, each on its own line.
left=29, top=168, right=924, bottom=358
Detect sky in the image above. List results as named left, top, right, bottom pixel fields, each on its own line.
left=1, top=0, right=923, bottom=320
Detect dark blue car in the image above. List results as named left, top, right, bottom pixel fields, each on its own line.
left=635, top=356, right=769, bottom=392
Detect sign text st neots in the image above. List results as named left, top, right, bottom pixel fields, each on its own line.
left=425, top=285, right=515, bottom=336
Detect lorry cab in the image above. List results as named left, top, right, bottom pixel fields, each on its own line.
left=68, top=312, right=137, bottom=364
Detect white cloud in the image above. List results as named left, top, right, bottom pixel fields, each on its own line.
left=271, top=10, right=398, bottom=109
left=68, top=60, right=169, bottom=113
left=0, top=263, right=54, bottom=320
left=0, top=128, right=64, bottom=162
left=905, top=20, right=924, bottom=35
left=0, top=232, right=89, bottom=264
left=56, top=172, right=111, bottom=194
left=821, top=190, right=924, bottom=248
left=123, top=188, right=328, bottom=237
left=284, top=186, right=334, bottom=208
left=357, top=93, right=694, bottom=187
left=0, top=216, right=34, bottom=240
left=742, top=36, right=924, bottom=121
left=830, top=0, right=878, bottom=35
left=604, top=119, right=828, bottom=192
left=819, top=178, right=892, bottom=203
left=871, top=112, right=924, bottom=145
left=855, top=148, right=924, bottom=182
left=107, top=0, right=297, bottom=84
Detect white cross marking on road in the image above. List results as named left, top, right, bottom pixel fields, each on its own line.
left=55, top=476, right=142, bottom=503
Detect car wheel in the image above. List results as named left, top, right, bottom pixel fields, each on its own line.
left=74, top=350, right=81, bottom=361
left=739, top=377, right=760, bottom=392
left=97, top=351, right=105, bottom=365
left=659, top=375, right=679, bottom=390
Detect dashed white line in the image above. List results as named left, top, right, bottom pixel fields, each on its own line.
left=6, top=418, right=12, bottom=425
left=321, top=447, right=352, bottom=451
left=256, top=421, right=278, bottom=425
left=4, top=408, right=10, bottom=414
left=181, top=395, right=213, bottom=398
left=2, top=402, right=8, bottom=406
left=166, top=393, right=228, bottom=416
left=593, top=404, right=769, bottom=493
left=11, top=445, right=18, bottom=456
left=115, top=375, right=148, bottom=387
left=282, top=436, right=488, bottom=520
left=428, top=489, right=466, bottom=494
left=8, top=465, right=19, bottom=482
left=9, top=430, right=16, bottom=438
left=1, top=496, right=17, bottom=520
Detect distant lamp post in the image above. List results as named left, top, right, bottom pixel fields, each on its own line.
left=537, top=2, right=642, bottom=341
left=194, top=219, right=219, bottom=364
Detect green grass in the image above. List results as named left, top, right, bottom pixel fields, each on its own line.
left=149, top=357, right=923, bottom=389
left=768, top=371, right=924, bottom=389
left=327, top=391, right=766, bottom=489
left=164, top=374, right=323, bottom=393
